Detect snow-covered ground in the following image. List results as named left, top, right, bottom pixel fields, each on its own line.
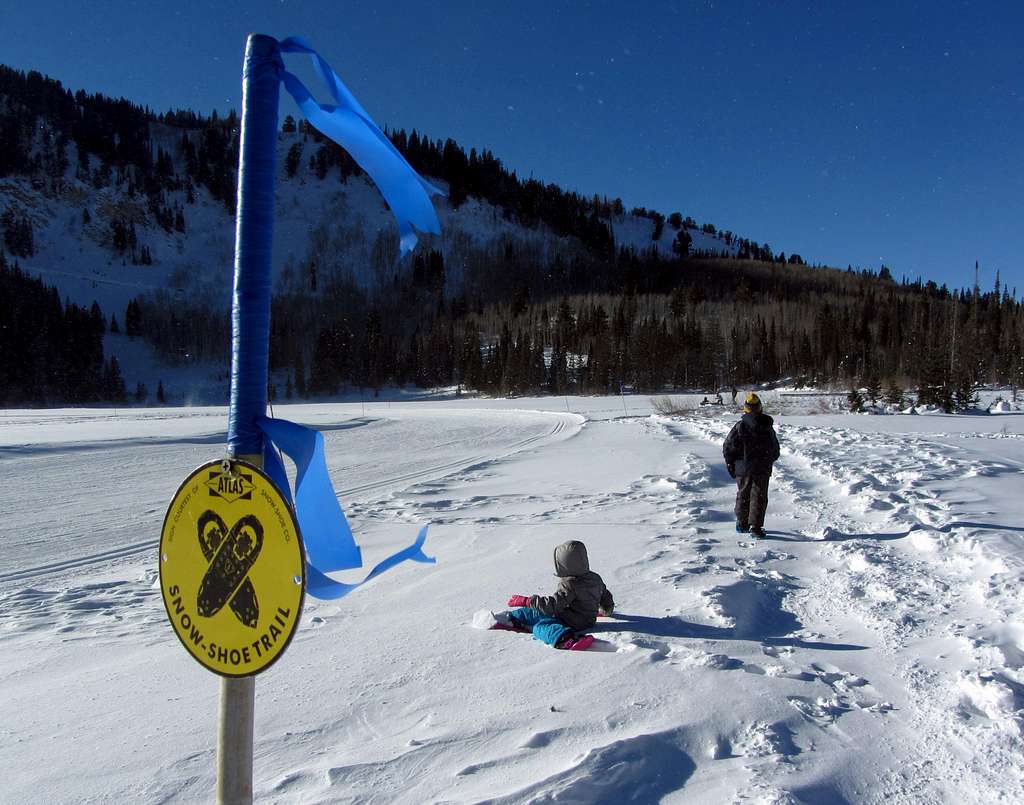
left=2, top=396, right=1023, bottom=803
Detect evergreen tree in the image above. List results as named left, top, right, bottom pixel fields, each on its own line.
left=935, top=383, right=954, bottom=413
left=884, top=379, right=904, bottom=408
left=125, top=299, right=142, bottom=336
left=1, top=208, right=34, bottom=257
left=673, top=228, right=692, bottom=257
left=953, top=376, right=978, bottom=411
left=651, top=212, right=665, bottom=241
left=103, top=356, right=126, bottom=401
left=863, top=372, right=882, bottom=404
left=156, top=379, right=166, bottom=404
left=285, top=142, right=302, bottom=178
left=847, top=386, right=865, bottom=413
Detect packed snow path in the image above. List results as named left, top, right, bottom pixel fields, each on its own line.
left=1, top=399, right=1022, bottom=803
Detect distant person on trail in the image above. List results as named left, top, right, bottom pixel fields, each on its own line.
left=723, top=392, right=781, bottom=538
left=497, top=540, right=615, bottom=651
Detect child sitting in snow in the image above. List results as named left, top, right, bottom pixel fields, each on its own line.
left=498, top=540, right=614, bottom=651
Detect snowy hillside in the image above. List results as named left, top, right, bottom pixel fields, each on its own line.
left=609, top=213, right=737, bottom=260
left=2, top=396, right=1022, bottom=802
left=1, top=115, right=743, bottom=403
left=1, top=136, right=735, bottom=316
left=0, top=139, right=527, bottom=318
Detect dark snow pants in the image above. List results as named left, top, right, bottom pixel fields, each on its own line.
left=735, top=474, right=770, bottom=528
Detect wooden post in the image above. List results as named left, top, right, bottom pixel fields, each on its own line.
left=218, top=674, right=255, bottom=804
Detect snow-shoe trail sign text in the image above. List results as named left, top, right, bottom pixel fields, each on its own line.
left=159, top=459, right=305, bottom=676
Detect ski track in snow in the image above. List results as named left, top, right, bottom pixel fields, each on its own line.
left=1, top=402, right=1023, bottom=803
left=0, top=410, right=580, bottom=584
left=0, top=410, right=584, bottom=684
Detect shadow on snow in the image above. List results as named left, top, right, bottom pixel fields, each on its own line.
left=595, top=614, right=866, bottom=652
left=764, top=519, right=1024, bottom=544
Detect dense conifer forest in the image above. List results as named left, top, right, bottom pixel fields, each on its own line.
left=1, top=64, right=1022, bottom=407
left=0, top=253, right=125, bottom=403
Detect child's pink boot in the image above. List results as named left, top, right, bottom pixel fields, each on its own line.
left=558, top=634, right=595, bottom=651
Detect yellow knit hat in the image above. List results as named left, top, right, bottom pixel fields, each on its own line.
left=744, top=392, right=762, bottom=413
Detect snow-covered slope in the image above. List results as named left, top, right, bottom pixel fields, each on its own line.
left=2, top=124, right=747, bottom=402
left=610, top=214, right=737, bottom=259
left=2, top=397, right=1022, bottom=803
left=0, top=131, right=625, bottom=400
left=1, top=130, right=673, bottom=320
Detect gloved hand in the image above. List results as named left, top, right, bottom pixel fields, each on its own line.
left=726, top=463, right=736, bottom=479
left=507, top=594, right=531, bottom=608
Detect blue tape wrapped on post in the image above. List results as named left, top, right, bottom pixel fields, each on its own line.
left=277, top=36, right=443, bottom=255
left=227, top=34, right=281, bottom=458
left=258, top=416, right=435, bottom=600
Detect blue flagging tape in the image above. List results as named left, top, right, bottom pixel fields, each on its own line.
left=258, top=416, right=434, bottom=600
left=230, top=34, right=442, bottom=456
left=305, top=525, right=433, bottom=600
left=227, top=34, right=440, bottom=599
left=277, top=36, right=443, bottom=255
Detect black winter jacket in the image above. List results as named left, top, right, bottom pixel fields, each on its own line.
left=723, top=412, right=781, bottom=477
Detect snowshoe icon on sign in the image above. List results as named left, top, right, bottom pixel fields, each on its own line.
left=196, top=511, right=263, bottom=627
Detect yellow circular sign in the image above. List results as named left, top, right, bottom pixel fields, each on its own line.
left=159, top=459, right=305, bottom=677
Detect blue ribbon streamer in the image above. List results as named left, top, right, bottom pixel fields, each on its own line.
left=257, top=415, right=435, bottom=600
left=225, top=36, right=439, bottom=599
left=276, top=36, right=443, bottom=254
left=305, top=525, right=432, bottom=600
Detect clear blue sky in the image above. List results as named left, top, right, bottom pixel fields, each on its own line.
left=2, top=1, right=1021, bottom=293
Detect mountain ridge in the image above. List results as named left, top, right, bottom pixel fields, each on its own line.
left=3, top=63, right=1019, bottom=409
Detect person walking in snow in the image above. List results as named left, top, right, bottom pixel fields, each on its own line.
left=723, top=392, right=781, bottom=538
left=499, top=540, right=615, bottom=650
